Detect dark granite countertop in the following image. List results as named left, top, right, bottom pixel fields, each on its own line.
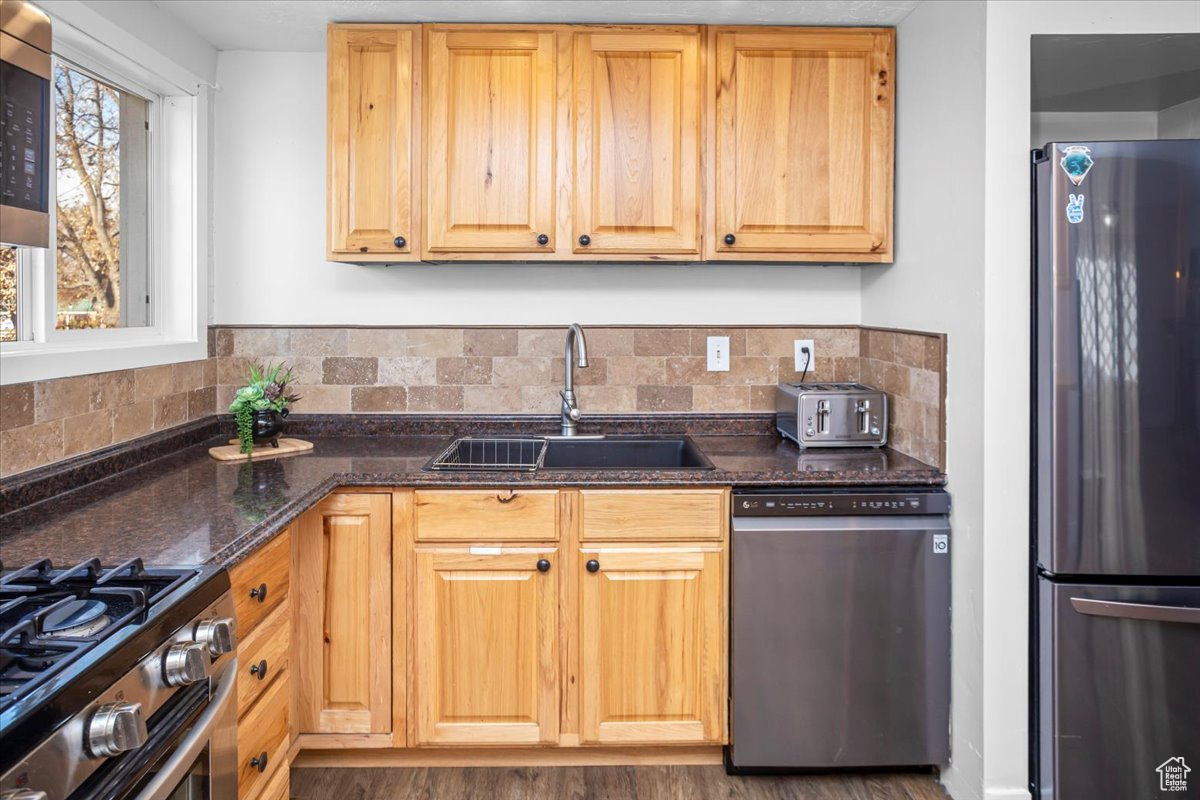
left=0, top=416, right=944, bottom=569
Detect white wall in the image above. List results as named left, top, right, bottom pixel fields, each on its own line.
left=211, top=51, right=863, bottom=326
left=1159, top=95, right=1200, bottom=138
left=1030, top=111, right=1158, bottom=147
left=981, top=3, right=1200, bottom=800
left=860, top=2, right=987, bottom=798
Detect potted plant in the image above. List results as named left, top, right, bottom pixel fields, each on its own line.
left=229, top=362, right=300, bottom=454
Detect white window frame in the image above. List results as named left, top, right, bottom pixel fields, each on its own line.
left=0, top=14, right=209, bottom=384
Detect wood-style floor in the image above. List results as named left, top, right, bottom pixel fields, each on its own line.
left=290, top=767, right=951, bottom=800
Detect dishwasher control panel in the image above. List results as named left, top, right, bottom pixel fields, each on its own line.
left=733, top=490, right=950, bottom=516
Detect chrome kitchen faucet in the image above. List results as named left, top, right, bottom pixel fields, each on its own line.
left=560, top=323, right=589, bottom=435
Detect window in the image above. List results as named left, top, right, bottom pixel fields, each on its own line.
left=0, top=246, right=16, bottom=342
left=53, top=62, right=150, bottom=330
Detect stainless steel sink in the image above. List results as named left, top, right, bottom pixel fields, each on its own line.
left=540, top=436, right=715, bottom=470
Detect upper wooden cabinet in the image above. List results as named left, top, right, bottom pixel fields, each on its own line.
left=424, top=26, right=561, bottom=257
left=293, top=492, right=392, bottom=735
left=572, top=27, right=701, bottom=256
left=327, top=25, right=420, bottom=262
left=709, top=27, right=895, bottom=261
left=327, top=23, right=895, bottom=263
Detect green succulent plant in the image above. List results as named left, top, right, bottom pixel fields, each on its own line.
left=228, top=362, right=301, bottom=454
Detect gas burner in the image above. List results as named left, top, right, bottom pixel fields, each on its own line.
left=41, top=598, right=110, bottom=638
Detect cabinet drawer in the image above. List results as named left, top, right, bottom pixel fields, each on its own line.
left=230, top=529, right=290, bottom=636
left=414, top=489, right=559, bottom=541
left=236, top=600, right=289, bottom=719
left=237, top=672, right=289, bottom=799
left=248, top=759, right=289, bottom=800
left=580, top=489, right=726, bottom=540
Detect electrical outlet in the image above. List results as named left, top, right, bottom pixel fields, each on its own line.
left=707, top=336, right=731, bottom=372
left=794, top=339, right=816, bottom=373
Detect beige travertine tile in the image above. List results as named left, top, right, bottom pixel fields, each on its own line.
left=280, top=356, right=323, bottom=385
left=745, top=328, right=813, bottom=358
left=173, top=360, right=208, bottom=391
left=693, top=385, right=751, bottom=412
left=606, top=356, right=666, bottom=385
left=518, top=385, right=562, bottom=414
left=749, top=384, right=778, bottom=411
left=866, top=329, right=896, bottom=362
left=232, top=328, right=290, bottom=357
left=689, top=329, right=747, bottom=357
left=63, top=409, right=113, bottom=457
left=493, top=357, right=562, bottom=386
left=587, top=328, right=635, bottom=356
left=153, top=392, right=189, bottom=430
left=1, top=420, right=63, bottom=476
left=188, top=386, right=217, bottom=420
left=408, top=385, right=464, bottom=412
left=133, top=365, right=175, bottom=404
left=289, top=385, right=350, bottom=414
left=891, top=396, right=922, bottom=437
left=351, top=386, right=408, bottom=412
left=464, top=329, right=518, bottom=357
left=633, top=328, right=691, bottom=357
left=436, top=357, right=492, bottom=385
left=572, top=357, right=608, bottom=386
left=816, top=328, right=860, bottom=358
left=924, top=337, right=945, bottom=372
left=517, top=328, right=566, bottom=358
left=894, top=334, right=927, bottom=370
left=203, top=358, right=217, bottom=387
left=665, top=356, right=776, bottom=387
left=378, top=357, right=438, bottom=387
left=910, top=369, right=941, bottom=406
left=35, top=376, right=91, bottom=422
left=89, top=370, right=134, bottom=411
left=289, top=328, right=348, bottom=356
left=323, top=357, right=378, bottom=385
left=112, top=401, right=154, bottom=442
left=215, top=385, right=237, bottom=410
left=636, top=385, right=692, bottom=412
left=578, top=384, right=637, bottom=414
left=0, top=383, right=35, bottom=430
left=397, top=329, right=464, bottom=357
left=217, top=357, right=250, bottom=387
left=215, top=329, right=234, bottom=357
left=463, top=385, right=522, bottom=413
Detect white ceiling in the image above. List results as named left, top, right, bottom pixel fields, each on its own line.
left=152, top=0, right=920, bottom=52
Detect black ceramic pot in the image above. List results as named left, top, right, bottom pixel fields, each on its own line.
left=251, top=409, right=287, bottom=447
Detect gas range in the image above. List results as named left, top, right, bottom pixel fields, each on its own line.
left=0, top=558, right=236, bottom=799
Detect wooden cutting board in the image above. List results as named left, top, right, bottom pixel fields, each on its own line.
left=208, top=438, right=314, bottom=462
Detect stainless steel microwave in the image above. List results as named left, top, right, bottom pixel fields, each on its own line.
left=1, top=0, right=52, bottom=247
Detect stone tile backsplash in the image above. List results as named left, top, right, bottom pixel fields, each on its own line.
left=0, top=325, right=946, bottom=478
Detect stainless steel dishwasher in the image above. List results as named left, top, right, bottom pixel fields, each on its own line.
left=728, top=489, right=951, bottom=772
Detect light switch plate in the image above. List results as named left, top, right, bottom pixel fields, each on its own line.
left=707, top=336, right=730, bottom=372
left=794, top=339, right=816, bottom=373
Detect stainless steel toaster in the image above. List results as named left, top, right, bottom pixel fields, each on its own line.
left=776, top=383, right=888, bottom=448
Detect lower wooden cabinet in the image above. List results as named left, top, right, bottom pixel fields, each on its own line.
left=413, top=547, right=559, bottom=745
left=578, top=543, right=726, bottom=744
left=293, top=491, right=393, bottom=734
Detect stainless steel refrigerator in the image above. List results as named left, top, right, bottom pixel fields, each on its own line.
left=1032, top=139, right=1200, bottom=800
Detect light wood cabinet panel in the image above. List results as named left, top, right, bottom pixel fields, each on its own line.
left=327, top=25, right=420, bottom=261
left=237, top=671, right=289, bottom=799
left=578, top=544, right=726, bottom=745
left=294, top=492, right=392, bottom=734
left=236, top=600, right=289, bottom=718
left=413, top=547, right=559, bottom=745
left=414, top=488, right=560, bottom=541
left=250, top=761, right=289, bottom=800
left=572, top=27, right=701, bottom=255
left=709, top=27, right=894, bottom=262
left=424, top=27, right=559, bottom=255
left=579, top=489, right=726, bottom=541
left=230, top=528, right=290, bottom=637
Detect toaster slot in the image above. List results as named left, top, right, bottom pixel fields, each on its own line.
left=816, top=399, right=831, bottom=435
left=856, top=399, right=871, bottom=434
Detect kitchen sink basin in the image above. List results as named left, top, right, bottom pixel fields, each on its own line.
left=540, top=436, right=715, bottom=470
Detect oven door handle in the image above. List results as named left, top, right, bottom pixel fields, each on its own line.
left=136, top=660, right=238, bottom=800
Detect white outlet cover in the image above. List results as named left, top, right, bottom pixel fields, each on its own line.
left=794, top=339, right=816, bottom=372
left=707, top=336, right=731, bottom=372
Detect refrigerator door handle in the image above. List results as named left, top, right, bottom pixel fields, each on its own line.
left=1070, top=597, right=1200, bottom=624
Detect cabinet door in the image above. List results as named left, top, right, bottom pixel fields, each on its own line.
left=710, top=28, right=894, bottom=261
left=293, top=492, right=392, bottom=734
left=572, top=28, right=701, bottom=255
left=578, top=545, right=726, bottom=744
left=424, top=27, right=558, bottom=255
left=413, top=548, right=559, bottom=745
left=327, top=26, right=419, bottom=261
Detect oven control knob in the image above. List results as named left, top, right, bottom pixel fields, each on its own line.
left=86, top=701, right=148, bottom=757
left=194, top=617, right=236, bottom=655
left=1, top=790, right=50, bottom=800
left=163, top=642, right=210, bottom=687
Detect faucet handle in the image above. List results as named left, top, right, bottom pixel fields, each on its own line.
left=560, top=391, right=582, bottom=421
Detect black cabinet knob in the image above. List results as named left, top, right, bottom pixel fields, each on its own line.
left=723, top=233, right=736, bottom=245
left=586, top=559, right=600, bottom=573
left=249, top=583, right=267, bottom=603
left=250, top=659, right=268, bottom=680
left=250, top=751, right=268, bottom=772
left=536, top=233, right=549, bottom=246
left=393, top=235, right=407, bottom=249
left=578, top=234, right=591, bottom=246
left=536, top=559, right=551, bottom=573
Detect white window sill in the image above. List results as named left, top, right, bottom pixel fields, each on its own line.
left=0, top=338, right=208, bottom=384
